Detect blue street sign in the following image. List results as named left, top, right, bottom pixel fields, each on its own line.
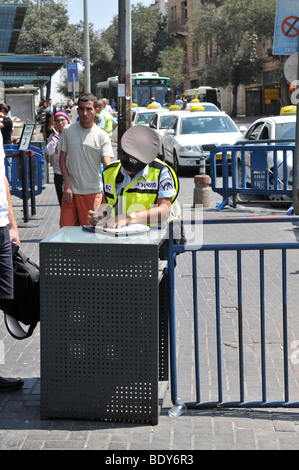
left=66, top=63, right=79, bottom=82
left=273, top=0, right=299, bottom=55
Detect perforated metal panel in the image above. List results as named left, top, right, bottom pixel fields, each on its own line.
left=40, top=229, right=167, bottom=425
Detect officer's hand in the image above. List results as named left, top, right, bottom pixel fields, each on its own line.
left=105, top=214, right=128, bottom=229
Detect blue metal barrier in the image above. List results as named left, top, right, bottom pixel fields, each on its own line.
left=4, top=144, right=46, bottom=199
left=168, top=217, right=299, bottom=410
left=210, top=141, right=295, bottom=211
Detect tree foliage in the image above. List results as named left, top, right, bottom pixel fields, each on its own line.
left=12, top=0, right=83, bottom=60
left=91, top=3, right=173, bottom=91
left=2, top=1, right=179, bottom=99
left=192, top=0, right=277, bottom=115
left=157, top=46, right=185, bottom=98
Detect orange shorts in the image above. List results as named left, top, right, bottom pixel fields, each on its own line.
left=59, top=192, right=102, bottom=228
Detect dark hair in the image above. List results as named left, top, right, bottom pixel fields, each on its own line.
left=45, top=112, right=54, bottom=125
left=0, top=103, right=8, bottom=113
left=78, top=93, right=98, bottom=109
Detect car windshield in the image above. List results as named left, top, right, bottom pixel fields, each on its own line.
left=159, top=115, right=175, bottom=129
left=275, top=122, right=296, bottom=140
left=179, top=116, right=238, bottom=135
left=136, top=112, right=154, bottom=124
left=195, top=104, right=219, bottom=112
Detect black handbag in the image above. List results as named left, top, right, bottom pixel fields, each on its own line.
left=0, top=243, right=40, bottom=340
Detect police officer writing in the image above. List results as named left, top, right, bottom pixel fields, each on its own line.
left=87, top=125, right=180, bottom=229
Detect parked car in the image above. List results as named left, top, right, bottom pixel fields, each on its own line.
left=148, top=110, right=183, bottom=155
left=131, top=107, right=164, bottom=126
left=235, top=115, right=296, bottom=200
left=161, top=111, right=243, bottom=175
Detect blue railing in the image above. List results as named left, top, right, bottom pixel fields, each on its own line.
left=210, top=140, right=295, bottom=212
left=168, top=217, right=299, bottom=410
left=4, top=144, right=46, bottom=198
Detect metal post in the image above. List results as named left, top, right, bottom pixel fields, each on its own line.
left=18, top=152, right=39, bottom=228
left=293, top=40, right=299, bottom=214
left=20, top=151, right=29, bottom=223
left=83, top=0, right=91, bottom=93
left=118, top=0, right=132, bottom=155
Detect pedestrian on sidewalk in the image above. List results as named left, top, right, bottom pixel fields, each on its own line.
left=45, top=111, right=70, bottom=207
left=59, top=93, right=113, bottom=227
left=0, top=131, right=23, bottom=392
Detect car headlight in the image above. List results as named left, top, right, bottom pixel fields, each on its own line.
left=180, top=144, right=202, bottom=152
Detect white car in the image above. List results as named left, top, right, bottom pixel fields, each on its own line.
left=186, top=102, right=221, bottom=112
left=162, top=111, right=243, bottom=175
left=148, top=110, right=183, bottom=155
left=131, top=107, right=165, bottom=126
left=235, top=115, right=296, bottom=199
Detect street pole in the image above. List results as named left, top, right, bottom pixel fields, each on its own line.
left=118, top=0, right=132, bottom=154
left=293, top=40, right=299, bottom=214
left=37, top=0, right=43, bottom=100
left=83, top=0, right=91, bottom=93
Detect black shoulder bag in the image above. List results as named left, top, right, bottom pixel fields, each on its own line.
left=0, top=243, right=40, bottom=340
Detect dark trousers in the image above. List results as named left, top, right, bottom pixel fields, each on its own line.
left=0, top=225, right=13, bottom=300
left=54, top=173, right=63, bottom=207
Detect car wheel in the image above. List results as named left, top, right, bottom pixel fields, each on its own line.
left=267, top=175, right=289, bottom=202
left=173, top=152, right=182, bottom=176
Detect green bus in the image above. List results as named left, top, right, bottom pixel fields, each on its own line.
left=96, top=72, right=172, bottom=108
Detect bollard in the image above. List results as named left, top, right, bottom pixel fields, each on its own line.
left=193, top=174, right=211, bottom=207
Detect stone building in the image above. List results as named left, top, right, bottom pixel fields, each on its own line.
left=167, top=0, right=290, bottom=116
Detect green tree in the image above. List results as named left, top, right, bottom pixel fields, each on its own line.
left=91, top=3, right=173, bottom=91
left=7, top=0, right=103, bottom=97
left=157, top=46, right=185, bottom=101
left=192, top=0, right=277, bottom=116
left=14, top=0, right=83, bottom=60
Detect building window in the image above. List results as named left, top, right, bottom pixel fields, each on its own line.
left=171, top=5, right=176, bottom=20
left=181, top=1, right=187, bottom=20
left=205, top=41, right=213, bottom=60
left=192, top=41, right=199, bottom=63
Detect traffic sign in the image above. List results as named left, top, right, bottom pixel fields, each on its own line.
left=284, top=52, right=298, bottom=84
left=281, top=16, right=299, bottom=38
left=18, top=123, right=35, bottom=151
left=66, top=63, right=79, bottom=82
left=273, top=0, right=299, bottom=55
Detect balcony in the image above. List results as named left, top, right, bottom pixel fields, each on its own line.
left=168, top=18, right=189, bottom=37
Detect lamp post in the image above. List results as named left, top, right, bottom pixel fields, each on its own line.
left=118, top=0, right=132, bottom=152
left=37, top=0, right=44, bottom=99
left=83, top=0, right=91, bottom=93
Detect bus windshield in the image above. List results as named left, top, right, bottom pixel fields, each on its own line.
left=132, top=86, right=171, bottom=108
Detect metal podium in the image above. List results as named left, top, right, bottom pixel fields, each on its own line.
left=40, top=226, right=169, bottom=425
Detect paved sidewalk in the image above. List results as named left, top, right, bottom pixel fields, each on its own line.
left=1, top=163, right=299, bottom=451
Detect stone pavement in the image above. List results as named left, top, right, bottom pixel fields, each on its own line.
left=1, top=159, right=299, bottom=451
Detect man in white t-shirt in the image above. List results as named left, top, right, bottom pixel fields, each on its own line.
left=59, top=93, right=113, bottom=227
left=0, top=132, right=24, bottom=392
